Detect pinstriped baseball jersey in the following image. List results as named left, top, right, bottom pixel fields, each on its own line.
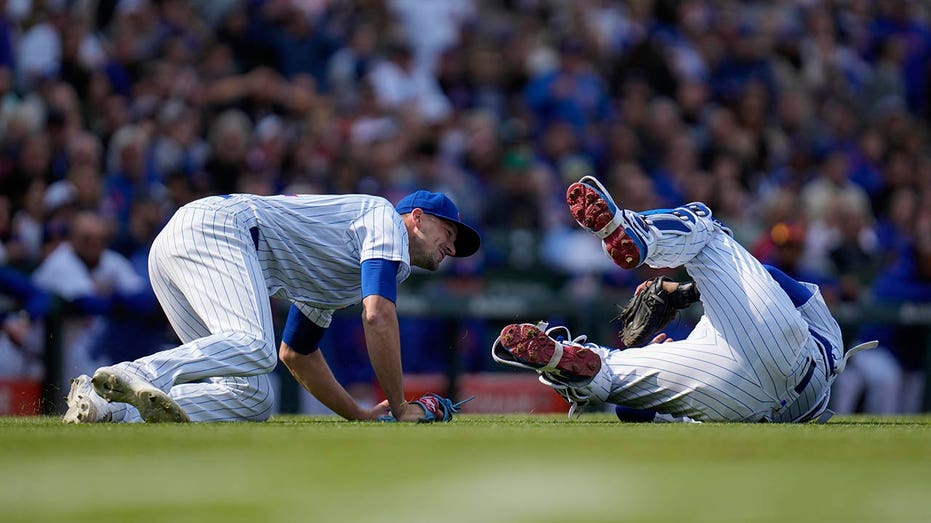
left=590, top=205, right=843, bottom=422
left=102, top=193, right=413, bottom=422
left=207, top=194, right=413, bottom=327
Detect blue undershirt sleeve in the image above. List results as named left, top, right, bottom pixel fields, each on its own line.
left=361, top=259, right=399, bottom=303
left=282, top=303, right=326, bottom=355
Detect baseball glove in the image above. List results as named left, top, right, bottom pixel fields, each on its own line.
left=615, top=277, right=700, bottom=348
left=377, top=393, right=474, bottom=423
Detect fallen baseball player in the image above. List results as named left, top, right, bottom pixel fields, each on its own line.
left=493, top=176, right=876, bottom=423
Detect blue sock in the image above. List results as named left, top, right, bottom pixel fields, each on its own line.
left=764, top=265, right=813, bottom=307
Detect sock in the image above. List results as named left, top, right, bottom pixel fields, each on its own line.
left=764, top=265, right=813, bottom=307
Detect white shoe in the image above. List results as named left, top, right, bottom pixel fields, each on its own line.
left=63, top=375, right=111, bottom=423
left=92, top=367, right=190, bottom=423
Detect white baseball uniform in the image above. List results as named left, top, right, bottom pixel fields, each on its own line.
left=583, top=204, right=844, bottom=422
left=106, top=194, right=411, bottom=422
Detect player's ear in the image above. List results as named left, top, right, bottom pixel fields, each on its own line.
left=410, top=208, right=423, bottom=225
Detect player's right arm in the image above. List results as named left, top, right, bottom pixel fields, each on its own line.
left=279, top=341, right=388, bottom=420
left=278, top=304, right=389, bottom=420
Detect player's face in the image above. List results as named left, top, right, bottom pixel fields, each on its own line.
left=409, top=213, right=457, bottom=271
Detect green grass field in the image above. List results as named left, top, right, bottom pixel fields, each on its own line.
left=3, top=415, right=930, bottom=523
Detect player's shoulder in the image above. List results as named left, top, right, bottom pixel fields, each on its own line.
left=287, top=193, right=392, bottom=207
left=298, top=193, right=403, bottom=227
left=254, top=193, right=396, bottom=214
left=355, top=194, right=394, bottom=209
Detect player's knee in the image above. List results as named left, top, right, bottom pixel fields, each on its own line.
left=255, top=345, right=278, bottom=374
left=229, top=332, right=278, bottom=373
left=248, top=388, right=275, bottom=421
left=232, top=376, right=276, bottom=421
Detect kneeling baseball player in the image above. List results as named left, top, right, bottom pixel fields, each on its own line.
left=494, top=176, right=876, bottom=423
left=63, top=190, right=478, bottom=423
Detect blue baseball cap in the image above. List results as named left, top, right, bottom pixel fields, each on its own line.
left=396, top=190, right=480, bottom=257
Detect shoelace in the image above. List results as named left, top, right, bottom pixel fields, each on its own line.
left=539, top=372, right=595, bottom=419
left=536, top=322, right=602, bottom=418
left=544, top=324, right=588, bottom=345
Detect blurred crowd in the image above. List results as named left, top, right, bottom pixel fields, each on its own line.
left=1, top=0, right=930, bottom=414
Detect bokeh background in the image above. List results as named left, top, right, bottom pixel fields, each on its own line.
left=1, top=0, right=929, bottom=417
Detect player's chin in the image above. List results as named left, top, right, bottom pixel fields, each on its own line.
left=413, top=258, right=440, bottom=271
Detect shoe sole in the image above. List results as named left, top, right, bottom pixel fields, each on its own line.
left=498, top=324, right=601, bottom=379
left=62, top=376, right=96, bottom=424
left=92, top=370, right=190, bottom=423
left=566, top=182, right=641, bottom=269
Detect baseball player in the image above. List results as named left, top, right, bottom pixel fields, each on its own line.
left=494, top=176, right=875, bottom=423
left=63, top=190, right=479, bottom=423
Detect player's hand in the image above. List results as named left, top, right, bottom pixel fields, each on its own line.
left=372, top=401, right=424, bottom=422
left=363, top=400, right=392, bottom=420
left=635, top=278, right=680, bottom=296
left=649, top=332, right=673, bottom=344
left=393, top=402, right=425, bottom=422
left=376, top=394, right=472, bottom=423
left=634, top=279, right=652, bottom=295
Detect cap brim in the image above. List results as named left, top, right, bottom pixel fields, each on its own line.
left=451, top=222, right=480, bottom=257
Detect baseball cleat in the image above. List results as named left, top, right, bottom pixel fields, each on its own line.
left=63, top=375, right=111, bottom=423
left=497, top=323, right=601, bottom=380
left=566, top=176, right=647, bottom=269
left=92, top=367, right=190, bottom=423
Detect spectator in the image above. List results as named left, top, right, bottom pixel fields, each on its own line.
left=150, top=101, right=208, bottom=178
left=0, top=266, right=49, bottom=378
left=800, top=148, right=872, bottom=224
left=266, top=2, right=338, bottom=85
left=388, top=0, right=475, bottom=73
left=0, top=194, right=30, bottom=268
left=833, top=207, right=931, bottom=414
left=367, top=38, right=452, bottom=124
left=826, top=201, right=882, bottom=301
left=31, top=211, right=147, bottom=388
left=0, top=2, right=14, bottom=71
left=867, top=0, right=931, bottom=118
left=327, top=20, right=379, bottom=108
left=3, top=131, right=52, bottom=234
left=524, top=37, right=611, bottom=135
left=103, top=124, right=163, bottom=230
left=15, top=7, right=65, bottom=89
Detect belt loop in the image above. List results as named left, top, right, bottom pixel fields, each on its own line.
left=249, top=226, right=259, bottom=250
left=810, top=328, right=835, bottom=376
left=794, top=357, right=816, bottom=395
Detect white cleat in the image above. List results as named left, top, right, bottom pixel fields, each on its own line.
left=92, top=367, right=190, bottom=423
left=63, top=375, right=111, bottom=423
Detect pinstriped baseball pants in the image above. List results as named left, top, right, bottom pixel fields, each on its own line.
left=108, top=202, right=277, bottom=422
